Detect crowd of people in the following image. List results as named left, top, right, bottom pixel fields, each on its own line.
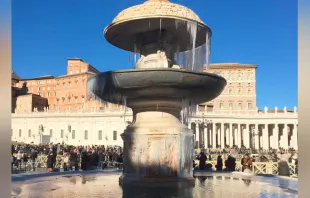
left=11, top=142, right=298, bottom=176
left=11, top=142, right=123, bottom=173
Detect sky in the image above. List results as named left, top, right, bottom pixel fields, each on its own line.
left=12, top=0, right=297, bottom=110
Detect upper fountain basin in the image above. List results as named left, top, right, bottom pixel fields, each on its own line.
left=88, top=68, right=226, bottom=109
left=104, top=0, right=211, bottom=53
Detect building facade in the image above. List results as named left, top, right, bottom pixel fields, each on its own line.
left=11, top=59, right=298, bottom=150
left=11, top=107, right=298, bottom=150
left=12, top=60, right=257, bottom=113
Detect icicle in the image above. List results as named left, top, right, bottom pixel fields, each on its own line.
left=205, top=30, right=211, bottom=69
left=186, top=21, right=197, bottom=70
left=128, top=52, right=131, bottom=65
left=134, top=43, right=137, bottom=64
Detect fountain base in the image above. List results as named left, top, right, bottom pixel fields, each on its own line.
left=120, top=111, right=194, bottom=186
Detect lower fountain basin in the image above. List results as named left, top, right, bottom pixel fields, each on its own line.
left=88, top=68, right=226, bottom=108
left=12, top=170, right=298, bottom=198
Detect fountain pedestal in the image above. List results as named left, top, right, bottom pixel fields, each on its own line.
left=119, top=109, right=195, bottom=186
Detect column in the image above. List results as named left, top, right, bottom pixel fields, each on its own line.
left=220, top=123, right=224, bottom=148
left=255, top=124, right=259, bottom=149
left=234, top=127, right=238, bottom=147
left=263, top=124, right=269, bottom=150
left=244, top=124, right=249, bottom=148
left=293, top=124, right=298, bottom=150
left=229, top=123, right=233, bottom=148
left=273, top=124, right=279, bottom=150
left=195, top=123, right=199, bottom=147
left=217, top=125, right=220, bottom=146
left=282, top=124, right=288, bottom=149
left=237, top=124, right=241, bottom=147
left=225, top=125, right=229, bottom=147
left=212, top=123, right=216, bottom=148
left=204, top=127, right=208, bottom=149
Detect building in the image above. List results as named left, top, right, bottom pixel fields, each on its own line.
left=203, top=63, right=257, bottom=113
left=12, top=72, right=47, bottom=113
left=11, top=107, right=298, bottom=150
left=12, top=60, right=257, bottom=113
left=11, top=60, right=298, bottom=150
left=12, top=58, right=115, bottom=113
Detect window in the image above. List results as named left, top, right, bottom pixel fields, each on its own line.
left=248, top=89, right=251, bottom=94
left=228, top=73, right=232, bottom=80
left=229, top=89, right=232, bottom=94
left=75, top=98, right=78, bottom=104
left=28, top=129, right=31, bottom=137
left=238, top=89, right=241, bottom=94
left=238, top=72, right=242, bottom=80
left=238, top=103, right=242, bottom=110
left=84, top=130, right=88, bottom=140
left=229, top=103, right=233, bottom=109
left=70, top=71, right=73, bottom=74
left=61, top=130, right=64, bottom=138
left=69, top=82, right=71, bottom=87
left=238, top=83, right=241, bottom=86
left=248, top=83, right=251, bottom=86
left=50, top=129, right=53, bottom=137
left=113, top=131, right=117, bottom=140
left=248, top=103, right=252, bottom=109
left=98, top=130, right=102, bottom=140
left=48, top=87, right=50, bottom=91
left=219, top=103, right=223, bottom=109
left=247, top=72, right=251, bottom=80
left=72, top=130, right=75, bottom=139
left=68, top=98, right=71, bottom=104
left=19, top=129, right=22, bottom=137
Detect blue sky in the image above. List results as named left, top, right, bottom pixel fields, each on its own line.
left=12, top=0, right=297, bottom=110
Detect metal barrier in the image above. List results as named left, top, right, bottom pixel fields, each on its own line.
left=194, top=160, right=298, bottom=178
left=12, top=159, right=124, bottom=174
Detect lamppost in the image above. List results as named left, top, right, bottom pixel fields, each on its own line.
left=38, top=124, right=44, bottom=144
left=65, top=124, right=71, bottom=143
left=251, top=128, right=259, bottom=154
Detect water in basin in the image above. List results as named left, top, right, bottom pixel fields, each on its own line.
left=12, top=171, right=297, bottom=198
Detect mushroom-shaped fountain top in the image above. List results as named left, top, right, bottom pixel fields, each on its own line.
left=104, top=0, right=211, bottom=53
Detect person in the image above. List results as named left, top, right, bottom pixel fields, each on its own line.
left=69, top=148, right=79, bottom=171
left=197, top=151, right=207, bottom=170
left=47, top=149, right=54, bottom=173
left=98, top=149, right=105, bottom=169
left=81, top=150, right=90, bottom=171
left=215, top=155, right=223, bottom=171
left=30, top=149, right=38, bottom=171
left=241, top=154, right=252, bottom=172
left=63, top=152, right=69, bottom=171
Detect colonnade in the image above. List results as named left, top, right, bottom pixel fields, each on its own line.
left=189, top=122, right=298, bottom=150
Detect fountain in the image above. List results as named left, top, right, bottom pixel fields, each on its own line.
left=88, top=0, right=226, bottom=186
left=11, top=1, right=298, bottom=197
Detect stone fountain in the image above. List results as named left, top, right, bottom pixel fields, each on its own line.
left=11, top=1, right=299, bottom=198
left=88, top=0, right=226, bottom=186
